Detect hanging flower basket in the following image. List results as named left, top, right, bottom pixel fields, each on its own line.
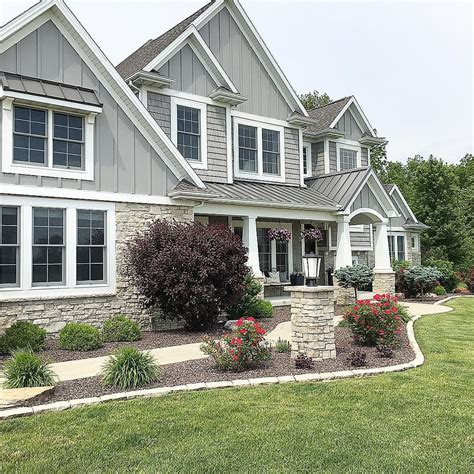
left=300, top=227, right=323, bottom=243
left=268, top=228, right=292, bottom=242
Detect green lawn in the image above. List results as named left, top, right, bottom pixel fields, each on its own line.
left=1, top=299, right=473, bottom=473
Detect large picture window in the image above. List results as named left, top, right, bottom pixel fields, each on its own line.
left=0, top=207, right=19, bottom=287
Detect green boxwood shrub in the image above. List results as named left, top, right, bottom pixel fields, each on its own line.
left=102, top=347, right=160, bottom=389
left=253, top=300, right=273, bottom=319
left=3, top=350, right=56, bottom=388
left=424, top=259, right=459, bottom=292
left=102, top=315, right=141, bottom=343
left=0, top=321, right=47, bottom=355
left=433, top=285, right=447, bottom=296
left=58, top=322, right=103, bottom=351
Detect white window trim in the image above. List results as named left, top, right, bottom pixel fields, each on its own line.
left=411, top=233, right=419, bottom=252
left=233, top=116, right=286, bottom=183
left=0, top=195, right=115, bottom=301
left=336, top=141, right=361, bottom=171
left=256, top=221, right=293, bottom=276
left=303, top=141, right=312, bottom=178
left=170, top=96, right=207, bottom=170
left=388, top=231, right=407, bottom=261
left=1, top=97, right=97, bottom=180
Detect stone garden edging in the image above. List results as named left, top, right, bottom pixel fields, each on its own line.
left=1, top=303, right=449, bottom=421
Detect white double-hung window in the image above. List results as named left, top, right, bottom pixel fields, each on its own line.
left=0, top=196, right=115, bottom=301
left=336, top=141, right=361, bottom=171
left=234, top=117, right=285, bottom=183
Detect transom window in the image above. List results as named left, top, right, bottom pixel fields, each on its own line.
left=77, top=210, right=106, bottom=283
left=53, top=112, right=84, bottom=168
left=32, top=208, right=65, bottom=285
left=13, top=106, right=47, bottom=165
left=0, top=207, right=19, bottom=287
left=339, top=148, right=358, bottom=170
left=238, top=124, right=257, bottom=172
left=177, top=105, right=200, bottom=162
left=234, top=118, right=285, bottom=182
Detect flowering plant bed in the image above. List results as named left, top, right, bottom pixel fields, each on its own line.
left=268, top=228, right=292, bottom=242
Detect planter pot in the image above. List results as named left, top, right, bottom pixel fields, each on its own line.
left=290, top=274, right=305, bottom=286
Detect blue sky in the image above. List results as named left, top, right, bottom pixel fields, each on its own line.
left=2, top=0, right=472, bottom=164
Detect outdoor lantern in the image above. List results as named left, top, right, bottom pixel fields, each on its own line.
left=302, top=254, right=322, bottom=287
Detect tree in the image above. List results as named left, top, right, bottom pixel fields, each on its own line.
left=404, top=266, right=442, bottom=300
left=299, top=90, right=331, bottom=110
left=127, top=221, right=249, bottom=330
left=334, top=264, right=374, bottom=300
left=369, top=142, right=388, bottom=176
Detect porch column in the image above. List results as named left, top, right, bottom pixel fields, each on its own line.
left=373, top=221, right=395, bottom=294
left=334, top=216, right=352, bottom=269
left=242, top=216, right=260, bottom=276
left=373, top=221, right=392, bottom=271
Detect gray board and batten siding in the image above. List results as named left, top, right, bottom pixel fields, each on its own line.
left=0, top=21, right=177, bottom=196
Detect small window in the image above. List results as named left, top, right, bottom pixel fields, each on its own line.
left=177, top=105, right=201, bottom=162
left=339, top=148, right=357, bottom=170
left=388, top=235, right=395, bottom=262
left=262, top=128, right=280, bottom=175
left=77, top=210, right=106, bottom=283
left=13, top=106, right=47, bottom=165
left=0, top=207, right=20, bottom=287
left=53, top=112, right=84, bottom=169
left=397, top=235, right=405, bottom=261
left=303, top=144, right=312, bottom=177
left=238, top=124, right=258, bottom=172
left=32, top=208, right=65, bottom=285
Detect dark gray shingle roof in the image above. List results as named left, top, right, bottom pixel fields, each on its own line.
left=116, top=1, right=215, bottom=80
left=306, top=167, right=371, bottom=209
left=0, top=71, right=101, bottom=107
left=306, top=96, right=351, bottom=133
left=169, top=179, right=340, bottom=210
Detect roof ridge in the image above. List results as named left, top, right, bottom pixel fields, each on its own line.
left=308, top=167, right=370, bottom=180
left=308, top=96, right=352, bottom=113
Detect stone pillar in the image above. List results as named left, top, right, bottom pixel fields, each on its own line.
left=333, top=216, right=354, bottom=305
left=373, top=221, right=395, bottom=294
left=284, top=286, right=336, bottom=361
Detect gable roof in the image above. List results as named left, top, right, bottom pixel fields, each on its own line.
left=116, top=0, right=308, bottom=116
left=116, top=1, right=215, bottom=80
left=306, top=97, right=352, bottom=133
left=0, top=0, right=205, bottom=189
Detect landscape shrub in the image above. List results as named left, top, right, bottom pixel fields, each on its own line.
left=3, top=350, right=55, bottom=388
left=127, top=221, right=248, bottom=330
left=344, top=294, right=403, bottom=346
left=58, top=322, right=103, bottom=351
left=404, top=266, right=443, bottom=299
left=454, top=282, right=469, bottom=293
left=201, top=317, right=271, bottom=371
left=252, top=299, right=273, bottom=319
left=348, top=350, right=367, bottom=367
left=274, top=338, right=291, bottom=353
left=102, top=347, right=160, bottom=390
left=227, top=273, right=262, bottom=319
left=425, top=259, right=459, bottom=292
left=392, top=260, right=411, bottom=273
left=377, top=345, right=394, bottom=358
left=0, top=321, right=47, bottom=355
left=102, top=315, right=141, bottom=343
left=294, top=354, right=314, bottom=369
left=334, top=264, right=374, bottom=300
left=433, top=285, right=447, bottom=296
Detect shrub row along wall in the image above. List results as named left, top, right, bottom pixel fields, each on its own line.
left=0, top=202, right=193, bottom=333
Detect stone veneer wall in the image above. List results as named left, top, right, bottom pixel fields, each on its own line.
left=0, top=202, right=193, bottom=333
left=285, top=285, right=336, bottom=361
left=373, top=271, right=396, bottom=295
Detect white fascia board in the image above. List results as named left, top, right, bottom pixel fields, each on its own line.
left=389, top=185, right=418, bottom=222
left=1, top=0, right=205, bottom=190
left=143, top=25, right=239, bottom=94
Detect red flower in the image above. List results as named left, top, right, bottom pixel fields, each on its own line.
left=391, top=306, right=398, bottom=313
left=384, top=309, right=391, bottom=315
left=246, top=317, right=256, bottom=322
left=239, top=329, right=247, bottom=335
left=374, top=294, right=381, bottom=301
left=233, top=355, right=239, bottom=361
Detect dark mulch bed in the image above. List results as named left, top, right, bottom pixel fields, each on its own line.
left=402, top=292, right=470, bottom=303
left=24, top=324, right=414, bottom=407
left=0, top=307, right=290, bottom=365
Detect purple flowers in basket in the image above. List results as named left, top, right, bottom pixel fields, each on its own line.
left=268, top=228, right=292, bottom=242
left=300, top=227, right=323, bottom=242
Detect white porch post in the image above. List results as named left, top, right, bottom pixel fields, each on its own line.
left=373, top=221, right=392, bottom=271
left=242, top=215, right=260, bottom=276
left=334, top=216, right=352, bottom=269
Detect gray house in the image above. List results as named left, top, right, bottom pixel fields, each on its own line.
left=0, top=0, right=425, bottom=331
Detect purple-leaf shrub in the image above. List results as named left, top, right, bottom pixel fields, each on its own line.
left=126, top=220, right=249, bottom=330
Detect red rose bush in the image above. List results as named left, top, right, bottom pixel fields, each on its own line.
left=344, top=294, right=403, bottom=346
left=201, top=317, right=271, bottom=371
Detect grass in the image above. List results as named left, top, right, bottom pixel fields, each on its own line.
left=1, top=298, right=472, bottom=473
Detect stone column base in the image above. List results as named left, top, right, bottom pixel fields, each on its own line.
left=373, top=270, right=396, bottom=295
left=284, top=285, right=336, bottom=361
left=253, top=275, right=266, bottom=299
left=333, top=277, right=355, bottom=306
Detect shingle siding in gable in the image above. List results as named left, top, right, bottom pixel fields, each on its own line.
left=361, top=147, right=369, bottom=167
left=284, top=128, right=301, bottom=186
left=329, top=141, right=337, bottom=172
left=147, top=92, right=171, bottom=138
left=311, top=141, right=325, bottom=175
left=199, top=7, right=292, bottom=120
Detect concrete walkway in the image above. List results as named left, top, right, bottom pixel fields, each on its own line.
left=0, top=300, right=454, bottom=385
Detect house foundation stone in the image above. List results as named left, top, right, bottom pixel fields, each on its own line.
left=373, top=270, right=396, bottom=295
left=284, top=285, right=336, bottom=361
left=333, top=277, right=355, bottom=305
